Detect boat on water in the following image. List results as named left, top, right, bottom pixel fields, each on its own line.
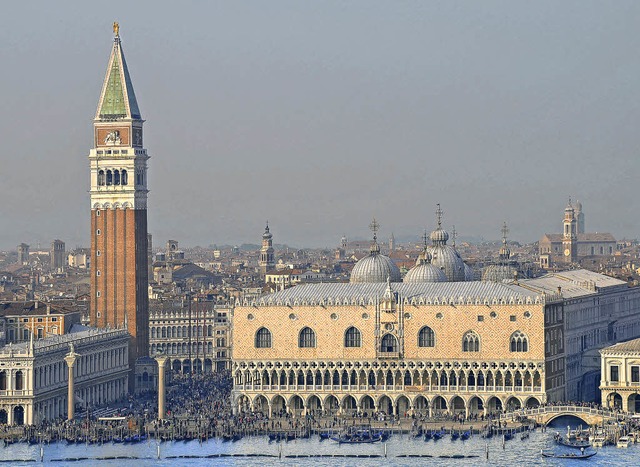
left=432, top=430, right=444, bottom=441
left=451, top=431, right=460, bottom=441
left=460, top=431, right=471, bottom=441
left=541, top=450, right=597, bottom=460
left=591, top=436, right=607, bottom=448
left=617, top=436, right=630, bottom=448
left=554, top=433, right=591, bottom=449
left=330, top=426, right=385, bottom=444
left=481, top=428, right=493, bottom=439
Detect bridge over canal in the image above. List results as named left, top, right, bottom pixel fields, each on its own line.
left=499, top=405, right=626, bottom=426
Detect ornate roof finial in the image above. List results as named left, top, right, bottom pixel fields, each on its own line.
left=369, top=218, right=380, bottom=254
left=113, top=21, right=120, bottom=38
left=501, top=221, right=509, bottom=245
left=369, top=218, right=380, bottom=242
left=435, top=204, right=443, bottom=229
left=421, top=229, right=429, bottom=248
left=451, top=225, right=457, bottom=248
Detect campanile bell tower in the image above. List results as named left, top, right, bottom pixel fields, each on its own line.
left=89, top=23, right=149, bottom=387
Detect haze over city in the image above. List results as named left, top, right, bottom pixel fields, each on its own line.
left=1, top=1, right=639, bottom=249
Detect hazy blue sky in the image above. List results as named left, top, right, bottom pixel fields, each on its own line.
left=1, top=1, right=639, bottom=250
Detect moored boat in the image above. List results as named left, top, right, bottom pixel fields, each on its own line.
left=617, top=436, right=630, bottom=448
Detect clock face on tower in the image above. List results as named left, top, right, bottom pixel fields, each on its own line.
left=564, top=249, right=570, bottom=256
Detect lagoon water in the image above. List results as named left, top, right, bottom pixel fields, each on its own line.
left=0, top=418, right=636, bottom=466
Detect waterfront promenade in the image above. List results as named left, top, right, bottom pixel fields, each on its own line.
left=0, top=373, right=634, bottom=446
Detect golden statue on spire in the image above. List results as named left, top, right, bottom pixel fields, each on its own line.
left=113, top=21, right=120, bottom=37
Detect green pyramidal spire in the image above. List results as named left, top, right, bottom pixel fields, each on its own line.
left=96, top=27, right=141, bottom=120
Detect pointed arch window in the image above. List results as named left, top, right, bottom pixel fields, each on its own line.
left=98, top=170, right=105, bottom=186
left=298, top=327, right=316, bottom=348
left=418, top=326, right=435, bottom=347
left=344, top=327, right=361, bottom=348
left=121, top=169, right=128, bottom=185
left=106, top=170, right=113, bottom=186
left=255, top=327, right=272, bottom=348
left=462, top=331, right=480, bottom=352
left=380, top=333, right=398, bottom=353
left=114, top=169, right=120, bottom=185
left=510, top=331, right=528, bottom=352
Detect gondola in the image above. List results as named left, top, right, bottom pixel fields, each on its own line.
left=432, top=430, right=444, bottom=441
left=482, top=428, right=493, bottom=439
left=331, top=426, right=384, bottom=444
left=554, top=433, right=591, bottom=449
left=423, top=430, right=433, bottom=441
left=319, top=432, right=331, bottom=441
left=460, top=431, right=471, bottom=441
left=541, top=450, right=597, bottom=459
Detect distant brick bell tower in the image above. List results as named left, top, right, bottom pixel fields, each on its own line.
left=89, top=23, right=149, bottom=389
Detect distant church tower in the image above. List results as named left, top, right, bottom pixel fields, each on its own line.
left=89, top=24, right=149, bottom=385
left=259, top=223, right=275, bottom=275
left=575, top=200, right=585, bottom=234
left=562, top=199, right=577, bottom=263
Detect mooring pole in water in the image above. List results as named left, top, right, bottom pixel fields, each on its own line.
left=40, top=445, right=44, bottom=462
left=502, top=434, right=506, bottom=450
left=157, top=443, right=160, bottom=460
left=279, top=442, right=282, bottom=459
left=485, top=442, right=489, bottom=460
left=384, top=443, right=387, bottom=458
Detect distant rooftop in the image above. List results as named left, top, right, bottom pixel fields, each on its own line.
left=601, top=337, right=640, bottom=354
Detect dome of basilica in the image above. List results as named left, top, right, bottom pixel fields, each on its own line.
left=429, top=242, right=467, bottom=282
left=350, top=220, right=401, bottom=283
left=350, top=250, right=401, bottom=283
left=404, top=251, right=447, bottom=283
left=482, top=264, right=517, bottom=283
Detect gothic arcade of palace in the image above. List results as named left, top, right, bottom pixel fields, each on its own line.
left=232, top=270, right=640, bottom=417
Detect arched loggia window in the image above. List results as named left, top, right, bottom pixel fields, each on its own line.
left=255, top=327, right=272, bottom=348
left=344, top=327, right=361, bottom=348
left=418, top=326, right=435, bottom=347
left=510, top=331, right=528, bottom=352
left=98, top=170, right=105, bottom=186
left=462, top=331, right=480, bottom=352
left=298, top=327, right=316, bottom=348
left=380, top=334, right=398, bottom=353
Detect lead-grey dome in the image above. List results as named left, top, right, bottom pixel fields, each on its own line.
left=350, top=253, right=401, bottom=283
left=404, top=251, right=447, bottom=283
left=464, top=263, right=475, bottom=281
left=350, top=219, right=402, bottom=283
left=482, top=264, right=517, bottom=283
left=429, top=243, right=467, bottom=281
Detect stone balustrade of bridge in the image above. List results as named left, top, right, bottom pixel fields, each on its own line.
left=499, top=405, right=627, bottom=426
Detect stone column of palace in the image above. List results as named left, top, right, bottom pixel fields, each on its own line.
left=155, top=356, right=169, bottom=420
left=64, top=350, right=79, bottom=421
